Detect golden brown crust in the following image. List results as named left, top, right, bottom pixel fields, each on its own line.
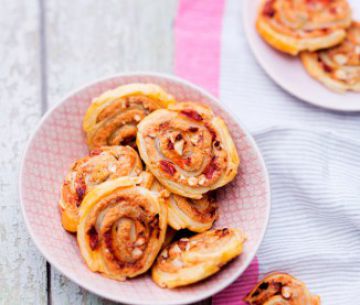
left=168, top=193, right=218, bottom=232
left=137, top=102, right=240, bottom=199
left=301, top=21, right=360, bottom=92
left=244, top=273, right=321, bottom=305
left=152, top=228, right=245, bottom=288
left=77, top=177, right=168, bottom=281
left=149, top=175, right=218, bottom=232
left=256, top=0, right=352, bottom=55
left=59, top=146, right=143, bottom=232
left=83, top=83, right=175, bottom=150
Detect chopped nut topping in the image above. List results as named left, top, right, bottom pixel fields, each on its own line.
left=335, top=69, right=347, bottom=80
left=132, top=248, right=143, bottom=258
left=190, top=135, right=200, bottom=145
left=169, top=133, right=176, bottom=143
left=281, top=286, right=291, bottom=299
left=334, top=54, right=348, bottom=65
left=161, top=249, right=169, bottom=258
left=171, top=244, right=182, bottom=255
left=107, top=163, right=117, bottom=173
left=134, top=237, right=145, bottom=246
left=188, top=177, right=198, bottom=186
left=174, top=140, right=184, bottom=155
left=198, top=175, right=206, bottom=185
left=172, top=258, right=184, bottom=268
left=355, top=46, right=360, bottom=55
left=84, top=174, right=93, bottom=187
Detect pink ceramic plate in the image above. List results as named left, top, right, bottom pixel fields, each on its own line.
left=243, top=0, right=360, bottom=112
left=20, top=73, right=270, bottom=305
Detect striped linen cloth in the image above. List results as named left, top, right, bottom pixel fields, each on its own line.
left=174, top=1, right=360, bottom=304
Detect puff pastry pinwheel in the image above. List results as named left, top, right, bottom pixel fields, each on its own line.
left=77, top=176, right=168, bottom=281
left=244, top=273, right=321, bottom=305
left=59, top=146, right=143, bottom=232
left=256, top=0, right=352, bottom=55
left=167, top=193, right=218, bottom=232
left=152, top=228, right=245, bottom=288
left=137, top=102, right=240, bottom=199
left=149, top=176, right=218, bottom=232
left=301, top=21, right=360, bottom=92
left=83, top=83, right=175, bottom=149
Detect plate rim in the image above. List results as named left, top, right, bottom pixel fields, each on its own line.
left=242, top=0, right=360, bottom=112
left=19, top=71, right=271, bottom=305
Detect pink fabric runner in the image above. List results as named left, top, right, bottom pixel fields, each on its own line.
left=174, top=0, right=224, bottom=97
left=174, top=1, right=260, bottom=304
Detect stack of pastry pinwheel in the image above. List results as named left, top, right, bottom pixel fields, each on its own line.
left=58, top=83, right=245, bottom=288
left=256, top=0, right=359, bottom=93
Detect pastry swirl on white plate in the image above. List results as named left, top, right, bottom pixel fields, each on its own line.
left=137, top=102, right=240, bottom=199
left=59, top=146, right=143, bottom=232
left=244, top=273, right=321, bottom=305
left=301, top=21, right=360, bottom=92
left=256, top=0, right=352, bottom=55
left=152, top=228, right=245, bottom=288
left=83, top=83, right=175, bottom=149
left=77, top=176, right=168, bottom=281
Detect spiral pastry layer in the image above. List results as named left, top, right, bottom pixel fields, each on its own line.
left=83, top=83, right=175, bottom=149
left=59, top=146, right=143, bottom=232
left=77, top=177, right=168, bottom=281
left=256, top=0, right=352, bottom=55
left=168, top=193, right=218, bottom=232
left=301, top=21, right=360, bottom=92
left=149, top=174, right=218, bottom=232
left=152, top=228, right=245, bottom=288
left=244, top=273, right=321, bottom=305
left=137, top=102, right=240, bottom=199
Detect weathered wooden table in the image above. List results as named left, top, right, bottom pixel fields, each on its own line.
left=1, top=0, right=209, bottom=304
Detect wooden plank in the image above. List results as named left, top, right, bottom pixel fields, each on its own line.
left=0, top=0, right=47, bottom=304
left=44, top=0, right=181, bottom=304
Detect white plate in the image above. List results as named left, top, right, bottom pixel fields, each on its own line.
left=243, top=0, right=360, bottom=112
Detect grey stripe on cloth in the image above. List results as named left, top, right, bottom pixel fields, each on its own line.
left=255, top=128, right=360, bottom=304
